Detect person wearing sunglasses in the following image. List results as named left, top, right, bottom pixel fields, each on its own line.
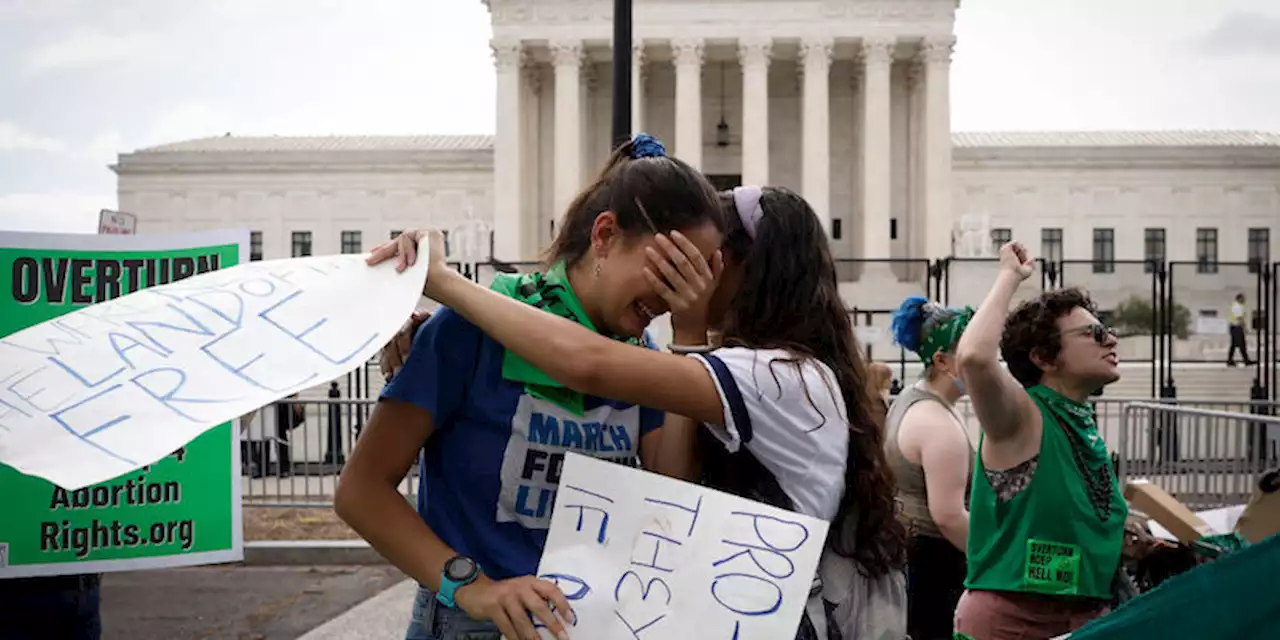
left=951, top=241, right=1127, bottom=640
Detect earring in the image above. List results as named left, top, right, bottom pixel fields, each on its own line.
left=593, top=261, right=602, bottom=278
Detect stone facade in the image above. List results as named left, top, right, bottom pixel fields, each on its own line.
left=113, top=135, right=494, bottom=261
left=110, top=1, right=1280, bottom=350
left=487, top=0, right=961, bottom=265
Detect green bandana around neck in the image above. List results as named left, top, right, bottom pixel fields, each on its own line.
left=488, top=261, right=640, bottom=416
left=1028, top=384, right=1118, bottom=520
left=917, top=306, right=975, bottom=365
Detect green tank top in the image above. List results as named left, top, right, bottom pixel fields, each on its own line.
left=965, top=385, right=1127, bottom=600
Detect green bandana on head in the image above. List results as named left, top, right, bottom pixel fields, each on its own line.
left=917, top=306, right=975, bottom=364
left=489, top=261, right=640, bottom=416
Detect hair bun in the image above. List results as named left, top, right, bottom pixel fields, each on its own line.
left=630, top=133, right=667, bottom=159
left=890, top=296, right=929, bottom=351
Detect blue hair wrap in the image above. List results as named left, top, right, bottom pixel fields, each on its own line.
left=630, top=133, right=667, bottom=159
left=890, top=296, right=976, bottom=365
left=890, top=296, right=929, bottom=352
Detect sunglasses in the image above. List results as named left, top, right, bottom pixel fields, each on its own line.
left=1064, top=323, right=1118, bottom=345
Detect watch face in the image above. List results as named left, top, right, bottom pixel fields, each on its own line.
left=445, top=556, right=477, bottom=582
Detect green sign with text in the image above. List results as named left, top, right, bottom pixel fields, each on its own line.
left=0, top=230, right=246, bottom=577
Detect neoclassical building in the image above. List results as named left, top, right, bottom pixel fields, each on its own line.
left=114, top=0, right=1278, bottom=344
left=486, top=0, right=959, bottom=267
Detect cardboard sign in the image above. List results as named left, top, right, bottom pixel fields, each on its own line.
left=97, top=209, right=137, bottom=235
left=0, top=229, right=246, bottom=577
left=0, top=232, right=428, bottom=491
left=536, top=453, right=830, bottom=639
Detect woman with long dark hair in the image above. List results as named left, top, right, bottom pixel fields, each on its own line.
left=336, top=134, right=725, bottom=640
left=372, top=185, right=907, bottom=639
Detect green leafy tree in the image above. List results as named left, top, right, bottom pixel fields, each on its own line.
left=1110, top=295, right=1190, bottom=340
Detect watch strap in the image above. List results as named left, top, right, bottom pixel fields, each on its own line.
left=436, top=556, right=480, bottom=609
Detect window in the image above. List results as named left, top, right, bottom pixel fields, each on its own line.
left=707, top=174, right=742, bottom=191
left=250, top=231, right=263, bottom=262
left=1195, top=228, right=1218, bottom=274
left=832, top=219, right=843, bottom=240
left=1143, top=228, right=1165, bottom=273
left=341, top=230, right=362, bottom=254
left=390, top=230, right=402, bottom=240
left=1041, top=228, right=1063, bottom=265
left=1092, top=228, right=1114, bottom=274
left=990, top=228, right=1012, bottom=254
left=1248, top=228, right=1270, bottom=273
left=291, top=231, right=312, bottom=257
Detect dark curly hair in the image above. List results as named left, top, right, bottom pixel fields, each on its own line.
left=1001, top=287, right=1099, bottom=388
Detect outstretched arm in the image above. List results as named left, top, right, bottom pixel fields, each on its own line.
left=954, top=243, right=1039, bottom=443
left=372, top=229, right=730, bottom=428
left=427, top=266, right=726, bottom=426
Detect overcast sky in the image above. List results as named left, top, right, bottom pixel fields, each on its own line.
left=1, top=0, right=1278, bottom=233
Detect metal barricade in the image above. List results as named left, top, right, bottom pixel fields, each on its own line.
left=953, top=396, right=1280, bottom=509
left=1118, top=402, right=1280, bottom=509
left=240, top=398, right=420, bottom=508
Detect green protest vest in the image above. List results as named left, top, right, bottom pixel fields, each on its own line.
left=964, top=385, right=1127, bottom=600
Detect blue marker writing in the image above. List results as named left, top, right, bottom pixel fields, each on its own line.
left=258, top=290, right=377, bottom=366
left=560, top=484, right=614, bottom=544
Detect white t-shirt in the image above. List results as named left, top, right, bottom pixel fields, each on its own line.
left=691, top=347, right=850, bottom=521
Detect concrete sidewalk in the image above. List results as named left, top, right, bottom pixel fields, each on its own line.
left=100, top=565, right=405, bottom=640
left=298, top=578, right=415, bottom=640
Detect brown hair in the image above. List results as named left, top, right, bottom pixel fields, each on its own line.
left=721, top=187, right=907, bottom=578
left=545, top=137, right=723, bottom=267
left=868, top=362, right=894, bottom=396
left=1001, top=287, right=1099, bottom=387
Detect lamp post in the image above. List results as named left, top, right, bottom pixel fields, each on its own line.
left=611, top=0, right=632, bottom=149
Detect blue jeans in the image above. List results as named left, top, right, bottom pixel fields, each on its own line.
left=405, top=586, right=501, bottom=640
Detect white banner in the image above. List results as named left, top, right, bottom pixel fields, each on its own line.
left=536, top=452, right=830, bottom=639
left=0, top=244, right=428, bottom=490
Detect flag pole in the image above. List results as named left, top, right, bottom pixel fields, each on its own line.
left=611, top=0, right=633, bottom=149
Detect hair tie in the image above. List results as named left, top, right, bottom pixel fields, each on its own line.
left=629, top=133, right=667, bottom=159
left=732, top=185, right=764, bottom=239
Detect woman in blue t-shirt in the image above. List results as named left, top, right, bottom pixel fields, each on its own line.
left=334, top=134, right=725, bottom=640
left=378, top=186, right=908, bottom=640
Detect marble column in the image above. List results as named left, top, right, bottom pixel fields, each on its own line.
left=551, top=40, right=583, bottom=220
left=520, top=61, right=543, bottom=257
left=580, top=61, right=597, bottom=183
left=801, top=36, right=833, bottom=233
left=632, top=40, right=645, bottom=136
left=922, top=36, right=955, bottom=260
left=672, top=38, right=704, bottom=169
left=491, top=39, right=524, bottom=261
left=739, top=37, right=772, bottom=186
left=860, top=38, right=894, bottom=263
left=907, top=61, right=925, bottom=264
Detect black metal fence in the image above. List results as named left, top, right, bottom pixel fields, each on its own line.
left=1057, top=259, right=1163, bottom=397
left=938, top=257, right=1050, bottom=308
left=432, top=255, right=1277, bottom=402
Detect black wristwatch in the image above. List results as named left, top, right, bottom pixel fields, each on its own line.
left=437, top=555, right=481, bottom=608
